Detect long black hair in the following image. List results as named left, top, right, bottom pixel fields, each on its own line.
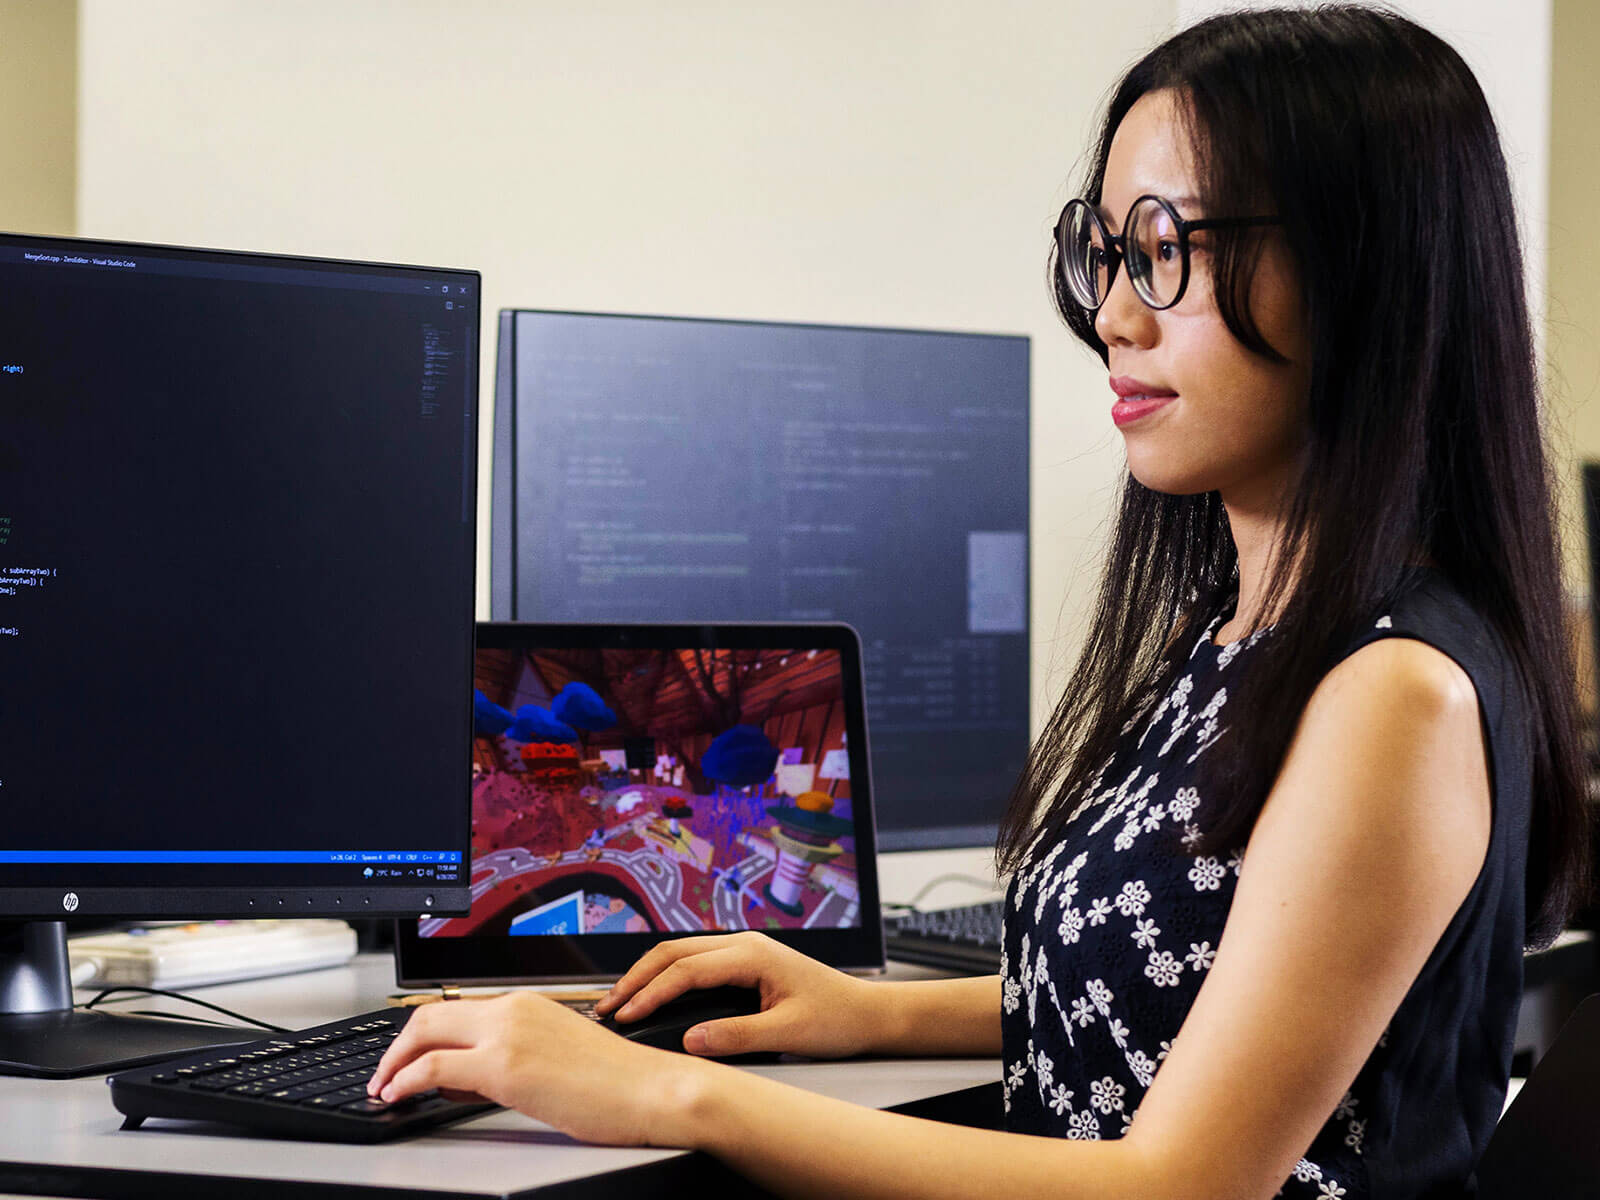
left=997, top=5, right=1590, bottom=947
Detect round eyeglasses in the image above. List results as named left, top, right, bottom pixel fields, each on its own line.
left=1057, top=195, right=1282, bottom=312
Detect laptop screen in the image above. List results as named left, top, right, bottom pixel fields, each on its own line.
left=397, top=622, right=884, bottom=982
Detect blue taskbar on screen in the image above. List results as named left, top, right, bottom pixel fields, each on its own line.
left=0, top=851, right=464, bottom=864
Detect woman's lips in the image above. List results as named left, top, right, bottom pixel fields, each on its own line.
left=1111, top=393, right=1177, bottom=427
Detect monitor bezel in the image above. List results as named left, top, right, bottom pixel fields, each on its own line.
left=394, top=620, right=886, bottom=985
left=0, top=230, right=481, bottom=921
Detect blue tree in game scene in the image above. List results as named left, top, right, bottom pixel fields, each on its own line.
left=700, top=725, right=779, bottom=869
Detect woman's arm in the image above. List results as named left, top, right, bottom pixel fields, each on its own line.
left=371, top=637, right=1492, bottom=1200
left=869, top=975, right=1004, bottom=1056
left=673, top=1063, right=1158, bottom=1200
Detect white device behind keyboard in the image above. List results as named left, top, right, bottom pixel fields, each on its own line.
left=69, top=920, right=359, bottom=990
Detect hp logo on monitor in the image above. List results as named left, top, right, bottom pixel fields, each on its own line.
left=61, top=892, right=79, bottom=913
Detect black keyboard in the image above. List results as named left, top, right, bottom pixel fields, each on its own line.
left=884, top=899, right=1004, bottom=974
left=108, top=1008, right=497, bottom=1142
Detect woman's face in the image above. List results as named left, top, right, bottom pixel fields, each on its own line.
left=1093, top=89, right=1310, bottom=510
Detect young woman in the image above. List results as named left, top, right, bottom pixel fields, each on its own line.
left=369, top=8, right=1590, bottom=1197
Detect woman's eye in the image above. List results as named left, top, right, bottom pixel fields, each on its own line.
left=1156, top=240, right=1180, bottom=263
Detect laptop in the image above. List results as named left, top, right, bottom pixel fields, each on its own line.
left=394, top=622, right=886, bottom=987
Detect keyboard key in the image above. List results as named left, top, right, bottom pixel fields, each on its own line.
left=227, top=1081, right=280, bottom=1097
left=303, top=1085, right=370, bottom=1108
left=341, top=1089, right=435, bottom=1116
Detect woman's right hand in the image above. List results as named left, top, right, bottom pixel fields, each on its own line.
left=593, top=931, right=887, bottom=1059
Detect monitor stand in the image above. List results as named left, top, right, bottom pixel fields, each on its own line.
left=0, top=921, right=258, bottom=1078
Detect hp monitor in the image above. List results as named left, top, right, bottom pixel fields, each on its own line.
left=0, top=233, right=479, bottom=1075
left=491, top=311, right=1030, bottom=849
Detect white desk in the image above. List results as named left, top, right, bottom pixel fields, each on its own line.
left=0, top=955, right=1001, bottom=1199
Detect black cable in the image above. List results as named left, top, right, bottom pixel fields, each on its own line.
left=108, top=1009, right=241, bottom=1028
left=79, top=985, right=289, bottom=1033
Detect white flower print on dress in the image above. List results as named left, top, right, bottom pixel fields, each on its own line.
left=1185, top=941, right=1216, bottom=971
left=1020, top=933, right=1037, bottom=1026
left=1048, top=1083, right=1073, bottom=1115
left=1107, top=1017, right=1130, bottom=1049
left=1157, top=1038, right=1174, bottom=1061
left=1041, top=969, right=1077, bottom=1051
left=1036, top=850, right=1090, bottom=922
left=1375, top=615, right=1392, bottom=629
left=1131, top=917, right=1161, bottom=950
left=1114, top=820, right=1142, bottom=853
left=1086, top=896, right=1114, bottom=926
left=1183, top=687, right=1230, bottom=762
left=1334, top=1091, right=1357, bottom=1121
left=1181, top=823, right=1204, bottom=852
left=1141, top=803, right=1167, bottom=833
left=1089, top=1076, right=1127, bottom=1114
left=1114, top=880, right=1152, bottom=917
left=1058, top=907, right=1086, bottom=946
left=1145, top=950, right=1183, bottom=987
left=1345, top=1118, right=1365, bottom=1154
left=1138, top=674, right=1193, bottom=751
left=1154, top=679, right=1202, bottom=756
left=1067, top=1108, right=1101, bottom=1140
left=1169, top=786, right=1200, bottom=822
left=1086, top=979, right=1114, bottom=1012
left=1017, top=839, right=1068, bottom=912
left=1070, top=996, right=1095, bottom=1028
left=1002, top=975, right=1022, bottom=1014
left=1088, top=771, right=1159, bottom=839
left=1031, top=945, right=1050, bottom=1026
left=1292, top=1159, right=1323, bottom=1183
left=1033, top=873, right=1055, bottom=924
left=1226, top=849, right=1245, bottom=877
left=1006, top=1061, right=1026, bottom=1091
left=1127, top=1048, right=1156, bottom=1087
left=1188, top=856, right=1227, bottom=892
left=1318, top=1181, right=1347, bottom=1199
left=1034, top=1050, right=1054, bottom=1089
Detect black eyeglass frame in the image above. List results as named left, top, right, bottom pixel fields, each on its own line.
left=1057, top=194, right=1282, bottom=312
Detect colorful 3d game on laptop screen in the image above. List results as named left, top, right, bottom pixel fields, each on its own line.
left=397, top=623, right=885, bottom=982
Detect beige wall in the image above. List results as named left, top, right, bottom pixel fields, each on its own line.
left=1551, top=0, right=1600, bottom=594
left=0, top=0, right=75, bottom=235
left=74, top=0, right=1179, bottom=742
left=67, top=0, right=1586, bottom=703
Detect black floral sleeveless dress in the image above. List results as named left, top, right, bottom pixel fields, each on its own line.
left=1001, top=572, right=1531, bottom=1199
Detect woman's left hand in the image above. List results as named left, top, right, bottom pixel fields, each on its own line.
left=366, top=993, right=710, bottom=1146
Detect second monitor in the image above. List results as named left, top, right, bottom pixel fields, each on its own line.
left=491, top=310, right=1029, bottom=849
